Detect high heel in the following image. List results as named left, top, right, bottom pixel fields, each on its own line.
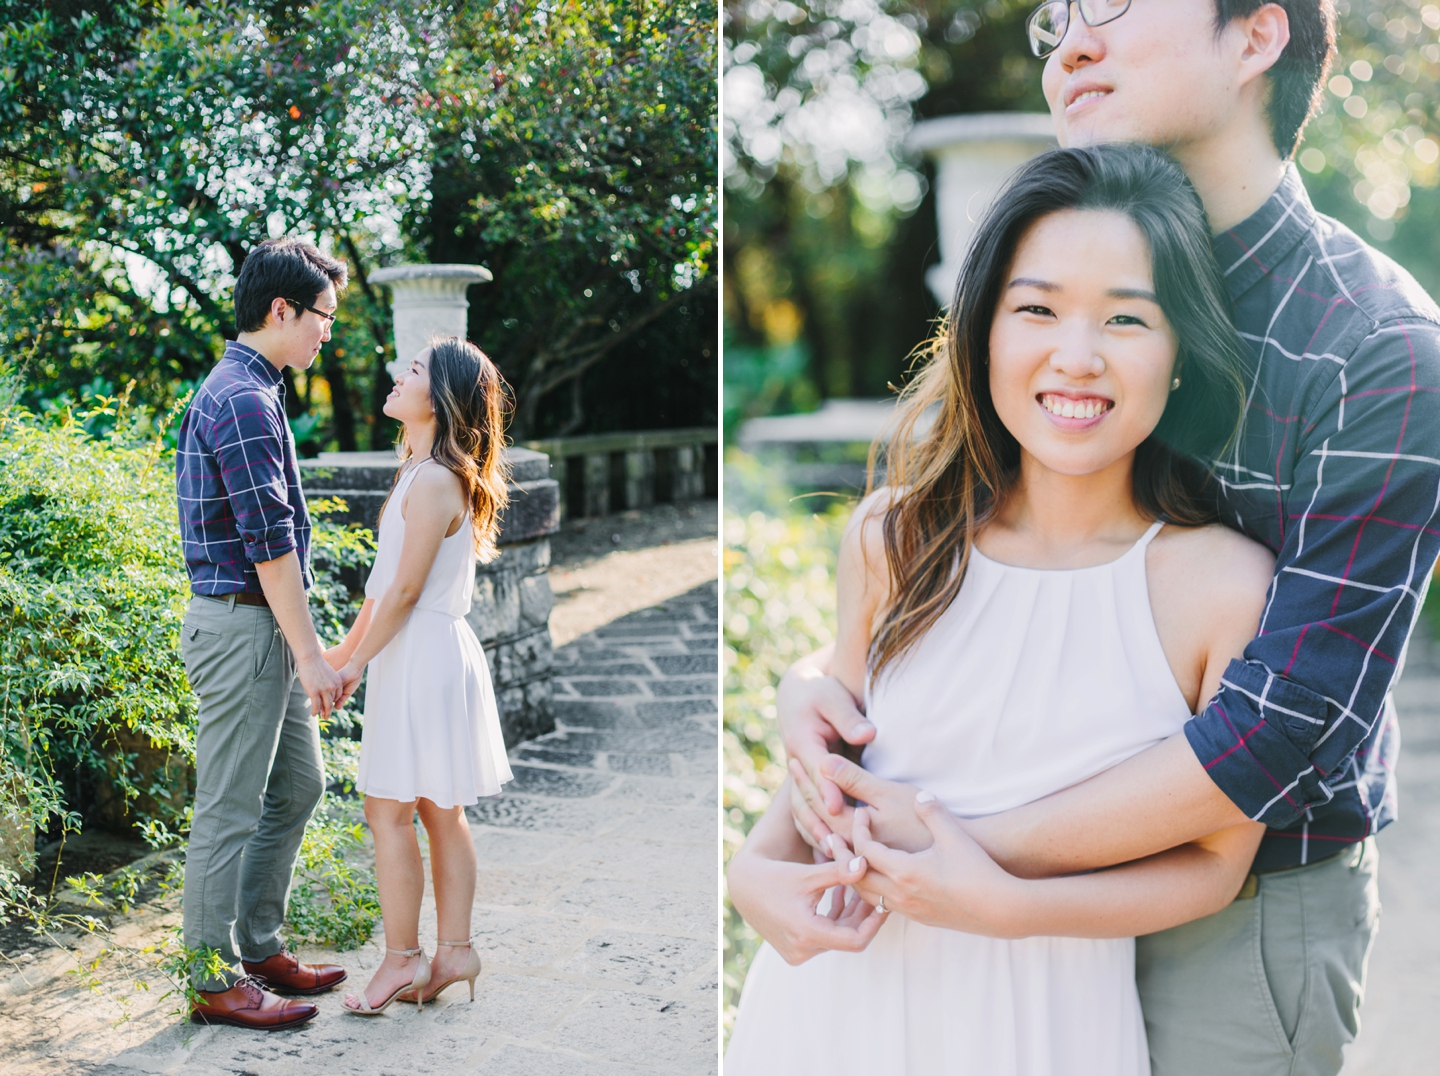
left=343, top=946, right=431, bottom=1015
left=400, top=938, right=481, bottom=1004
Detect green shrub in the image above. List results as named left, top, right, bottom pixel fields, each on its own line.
left=0, top=373, right=380, bottom=950
left=0, top=386, right=197, bottom=865
left=722, top=498, right=849, bottom=1038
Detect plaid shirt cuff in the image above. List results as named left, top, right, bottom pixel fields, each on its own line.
left=1185, top=658, right=1338, bottom=828
left=239, top=522, right=298, bottom=565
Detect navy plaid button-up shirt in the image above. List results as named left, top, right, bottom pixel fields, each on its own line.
left=176, top=341, right=312, bottom=594
left=1185, top=165, right=1440, bottom=871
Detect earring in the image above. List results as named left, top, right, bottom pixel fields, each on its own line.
left=1170, top=377, right=1181, bottom=391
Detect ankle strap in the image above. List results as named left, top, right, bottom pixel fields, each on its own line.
left=386, top=946, right=424, bottom=956
left=436, top=938, right=472, bottom=947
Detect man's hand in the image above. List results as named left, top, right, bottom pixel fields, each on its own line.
left=727, top=835, right=887, bottom=966
left=294, top=651, right=343, bottom=721
left=777, top=654, right=875, bottom=817
left=788, top=755, right=934, bottom=854
left=850, top=798, right=1023, bottom=938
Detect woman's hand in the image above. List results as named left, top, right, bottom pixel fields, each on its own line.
left=334, top=661, right=363, bottom=709
left=850, top=797, right=1027, bottom=938
left=322, top=646, right=351, bottom=671
left=728, top=783, right=890, bottom=965
left=727, top=837, right=887, bottom=966
left=790, top=755, right=936, bottom=854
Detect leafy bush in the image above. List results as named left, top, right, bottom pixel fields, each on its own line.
left=0, top=385, right=197, bottom=863
left=0, top=373, right=380, bottom=951
left=722, top=497, right=849, bottom=1037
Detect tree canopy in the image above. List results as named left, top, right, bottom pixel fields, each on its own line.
left=1, top=0, right=717, bottom=447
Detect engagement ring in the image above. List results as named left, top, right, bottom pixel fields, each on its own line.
left=875, top=896, right=887, bottom=914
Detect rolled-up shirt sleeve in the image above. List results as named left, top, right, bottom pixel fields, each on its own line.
left=210, top=389, right=297, bottom=565
left=1186, top=317, right=1440, bottom=828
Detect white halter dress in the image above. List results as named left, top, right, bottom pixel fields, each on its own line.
left=355, top=459, right=513, bottom=806
left=726, top=522, right=1191, bottom=1076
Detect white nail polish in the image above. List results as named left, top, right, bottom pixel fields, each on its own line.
left=848, top=857, right=864, bottom=873
left=916, top=790, right=935, bottom=804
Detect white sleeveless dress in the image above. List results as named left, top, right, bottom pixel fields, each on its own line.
left=725, top=522, right=1192, bottom=1076
left=355, top=459, right=513, bottom=806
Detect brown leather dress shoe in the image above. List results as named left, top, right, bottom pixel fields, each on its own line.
left=242, top=947, right=348, bottom=996
left=190, top=977, right=318, bottom=1030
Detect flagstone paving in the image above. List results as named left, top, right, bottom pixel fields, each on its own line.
left=0, top=576, right=718, bottom=1076
left=1340, top=616, right=1440, bottom=1076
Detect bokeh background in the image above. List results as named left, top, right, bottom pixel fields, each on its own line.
left=722, top=0, right=1440, bottom=1052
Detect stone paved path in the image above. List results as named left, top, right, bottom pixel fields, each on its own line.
left=0, top=578, right=718, bottom=1076
left=1340, top=617, right=1440, bottom=1075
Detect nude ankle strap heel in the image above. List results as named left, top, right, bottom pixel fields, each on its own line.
left=435, top=938, right=482, bottom=1002
left=344, top=946, right=431, bottom=1016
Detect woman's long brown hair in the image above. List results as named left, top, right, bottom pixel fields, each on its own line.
left=867, top=144, right=1252, bottom=682
left=391, top=336, right=512, bottom=562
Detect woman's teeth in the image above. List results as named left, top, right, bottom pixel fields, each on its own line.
left=1072, top=90, right=1107, bottom=106
left=1040, top=394, right=1111, bottom=420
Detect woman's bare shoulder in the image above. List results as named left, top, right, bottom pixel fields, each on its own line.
left=1151, top=522, right=1275, bottom=617
left=401, top=459, right=466, bottom=518
left=842, top=487, right=897, bottom=554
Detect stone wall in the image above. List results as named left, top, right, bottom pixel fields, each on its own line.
left=300, top=446, right=560, bottom=746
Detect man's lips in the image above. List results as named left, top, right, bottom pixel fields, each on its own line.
left=1064, top=82, right=1112, bottom=111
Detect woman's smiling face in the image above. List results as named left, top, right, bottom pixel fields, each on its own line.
left=988, top=208, right=1178, bottom=478
left=383, top=347, right=435, bottom=425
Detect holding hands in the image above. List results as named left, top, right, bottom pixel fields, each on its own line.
left=789, top=754, right=935, bottom=855
left=849, top=798, right=1023, bottom=938
left=322, top=645, right=364, bottom=710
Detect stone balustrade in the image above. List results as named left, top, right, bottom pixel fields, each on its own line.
left=522, top=427, right=717, bottom=522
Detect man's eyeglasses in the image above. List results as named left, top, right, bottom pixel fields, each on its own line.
left=286, top=298, right=337, bottom=324
left=1026, top=0, right=1132, bottom=59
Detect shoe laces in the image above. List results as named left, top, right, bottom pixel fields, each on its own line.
left=234, top=975, right=267, bottom=1005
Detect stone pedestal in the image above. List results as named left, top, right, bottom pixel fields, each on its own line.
left=300, top=447, right=561, bottom=746
left=905, top=113, right=1057, bottom=306
left=367, top=264, right=493, bottom=379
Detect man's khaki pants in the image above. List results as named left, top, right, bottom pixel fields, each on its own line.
left=180, top=595, right=325, bottom=991
left=1137, top=839, right=1381, bottom=1076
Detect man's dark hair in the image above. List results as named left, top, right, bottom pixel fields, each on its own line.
left=1217, top=0, right=1336, bottom=159
left=233, top=238, right=348, bottom=334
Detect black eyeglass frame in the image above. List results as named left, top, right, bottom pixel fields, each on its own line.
left=1025, top=0, right=1133, bottom=59
left=285, top=297, right=337, bottom=324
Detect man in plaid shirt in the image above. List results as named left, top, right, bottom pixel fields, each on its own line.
left=762, top=1, right=1440, bottom=1072
left=175, top=238, right=357, bottom=1029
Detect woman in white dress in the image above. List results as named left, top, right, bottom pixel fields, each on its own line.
left=323, top=336, right=514, bottom=1014
left=726, top=144, right=1272, bottom=1073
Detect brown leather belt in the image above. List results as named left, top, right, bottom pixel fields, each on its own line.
left=200, top=591, right=270, bottom=608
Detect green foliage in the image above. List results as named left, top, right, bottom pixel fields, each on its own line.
left=425, top=0, right=718, bottom=436
left=142, top=929, right=227, bottom=1014
left=0, top=371, right=379, bottom=958
left=284, top=793, right=380, bottom=951
left=307, top=496, right=377, bottom=649
left=722, top=335, right=817, bottom=444
left=722, top=491, right=850, bottom=1036
left=2, top=0, right=716, bottom=447
left=0, top=384, right=197, bottom=855
left=0, top=243, right=211, bottom=417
